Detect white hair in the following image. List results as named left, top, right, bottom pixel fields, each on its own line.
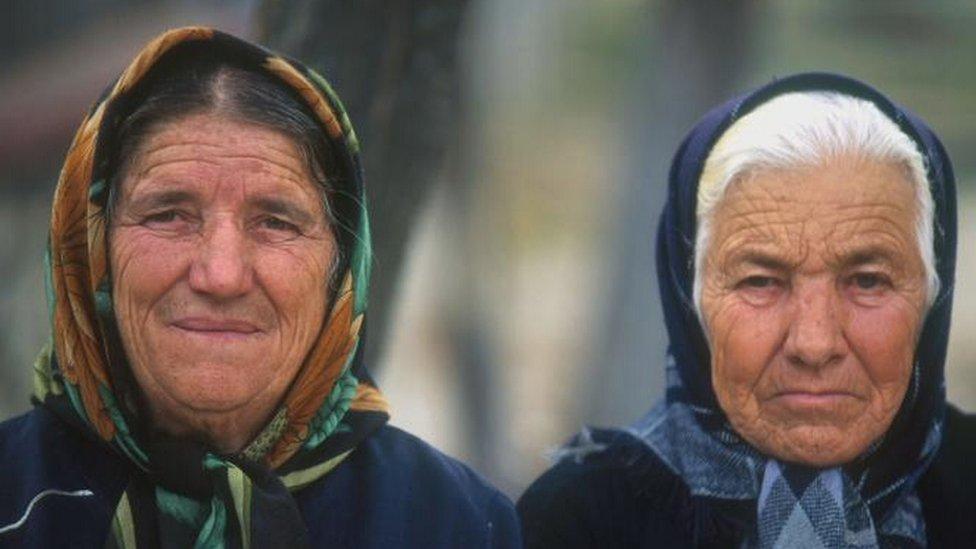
left=692, top=91, right=938, bottom=317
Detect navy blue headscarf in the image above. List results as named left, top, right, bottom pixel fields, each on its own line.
left=650, top=72, right=956, bottom=543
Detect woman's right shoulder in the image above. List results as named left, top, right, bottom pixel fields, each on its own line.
left=0, top=408, right=74, bottom=470
left=0, top=409, right=129, bottom=545
left=516, top=428, right=699, bottom=549
left=0, top=407, right=130, bottom=490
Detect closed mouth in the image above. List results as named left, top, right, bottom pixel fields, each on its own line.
left=770, top=391, right=862, bottom=405
left=170, top=317, right=262, bottom=335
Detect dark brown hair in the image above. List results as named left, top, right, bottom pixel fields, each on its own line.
left=106, top=43, right=340, bottom=227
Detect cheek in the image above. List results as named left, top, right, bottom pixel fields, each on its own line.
left=708, top=299, right=786, bottom=403
left=846, top=301, right=921, bottom=391
left=256, top=240, right=335, bottom=326
left=110, top=229, right=191, bottom=315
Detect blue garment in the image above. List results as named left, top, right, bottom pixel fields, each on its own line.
left=15, top=27, right=520, bottom=548
left=652, top=72, right=956, bottom=542
left=520, top=72, right=961, bottom=548
left=629, top=398, right=930, bottom=547
left=518, top=406, right=976, bottom=547
left=0, top=408, right=521, bottom=548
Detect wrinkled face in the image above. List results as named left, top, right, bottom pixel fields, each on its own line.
left=110, top=113, right=335, bottom=433
left=700, top=155, right=928, bottom=466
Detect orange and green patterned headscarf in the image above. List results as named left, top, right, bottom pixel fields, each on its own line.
left=33, top=27, right=389, bottom=548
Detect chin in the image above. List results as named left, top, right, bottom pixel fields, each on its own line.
left=172, top=388, right=257, bottom=413
left=178, top=392, right=255, bottom=413
left=162, top=363, right=264, bottom=413
left=766, top=425, right=869, bottom=467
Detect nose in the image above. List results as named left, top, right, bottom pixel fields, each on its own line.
left=784, top=279, right=845, bottom=368
left=188, top=218, right=253, bottom=299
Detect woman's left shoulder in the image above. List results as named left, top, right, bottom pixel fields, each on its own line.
left=297, top=424, right=521, bottom=548
left=917, top=404, right=976, bottom=545
left=517, top=427, right=733, bottom=548
left=357, top=425, right=510, bottom=501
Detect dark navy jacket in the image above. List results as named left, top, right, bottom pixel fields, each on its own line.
left=518, top=405, right=976, bottom=548
left=0, top=408, right=521, bottom=548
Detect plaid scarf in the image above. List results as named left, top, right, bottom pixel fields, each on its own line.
left=757, top=463, right=877, bottom=548
left=632, top=378, right=933, bottom=547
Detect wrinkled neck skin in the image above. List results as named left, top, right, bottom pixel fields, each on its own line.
left=140, top=388, right=278, bottom=455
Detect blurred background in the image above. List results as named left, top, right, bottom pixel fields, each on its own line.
left=2, top=0, right=975, bottom=497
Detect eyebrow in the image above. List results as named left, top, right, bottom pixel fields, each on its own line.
left=839, top=246, right=896, bottom=268
left=727, top=246, right=898, bottom=274
left=252, top=197, right=319, bottom=227
left=123, top=185, right=322, bottom=227
left=727, top=250, right=793, bottom=272
left=126, top=189, right=195, bottom=210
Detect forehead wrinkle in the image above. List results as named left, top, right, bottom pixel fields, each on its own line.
left=717, top=181, right=813, bottom=231
left=724, top=194, right=915, bottom=243
left=716, top=205, right=789, bottom=225
left=133, top=156, right=220, bottom=179
left=706, top=166, right=919, bottom=274
left=831, top=200, right=915, bottom=217
left=125, top=163, right=316, bottom=209
left=713, top=203, right=807, bottom=250
left=826, top=213, right=918, bottom=251
left=713, top=193, right=794, bottom=240
left=832, top=212, right=916, bottom=232
left=712, top=221, right=809, bottom=272
left=126, top=160, right=311, bottom=207
left=824, top=229, right=918, bottom=270
left=132, top=129, right=309, bottom=174
left=136, top=150, right=308, bottom=181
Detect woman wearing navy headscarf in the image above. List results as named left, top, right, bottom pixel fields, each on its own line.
left=518, top=73, right=976, bottom=547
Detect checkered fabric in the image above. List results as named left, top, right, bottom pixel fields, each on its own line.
left=758, top=461, right=878, bottom=549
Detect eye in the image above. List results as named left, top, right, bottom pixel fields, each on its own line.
left=254, top=216, right=305, bottom=243
left=147, top=211, right=175, bottom=223
left=260, top=216, right=300, bottom=233
left=142, top=210, right=187, bottom=229
left=739, top=275, right=778, bottom=289
left=846, top=272, right=891, bottom=296
left=733, top=274, right=785, bottom=306
left=852, top=273, right=884, bottom=290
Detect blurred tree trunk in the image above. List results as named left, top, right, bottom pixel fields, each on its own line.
left=585, top=0, right=757, bottom=425
left=256, top=1, right=505, bottom=471
left=256, top=0, right=471, bottom=373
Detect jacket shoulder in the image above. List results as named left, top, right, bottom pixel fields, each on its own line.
left=919, top=404, right=976, bottom=546
left=297, top=424, right=521, bottom=548
left=518, top=428, right=697, bottom=549
left=518, top=428, right=746, bottom=549
left=0, top=409, right=128, bottom=546
left=363, top=425, right=510, bottom=499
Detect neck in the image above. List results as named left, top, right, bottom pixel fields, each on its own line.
left=146, top=399, right=278, bottom=455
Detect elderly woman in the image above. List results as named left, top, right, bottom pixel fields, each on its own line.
left=0, top=28, right=520, bottom=548
left=519, top=73, right=976, bottom=547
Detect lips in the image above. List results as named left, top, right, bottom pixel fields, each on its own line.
left=170, top=317, right=262, bottom=337
left=770, top=390, right=863, bottom=408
